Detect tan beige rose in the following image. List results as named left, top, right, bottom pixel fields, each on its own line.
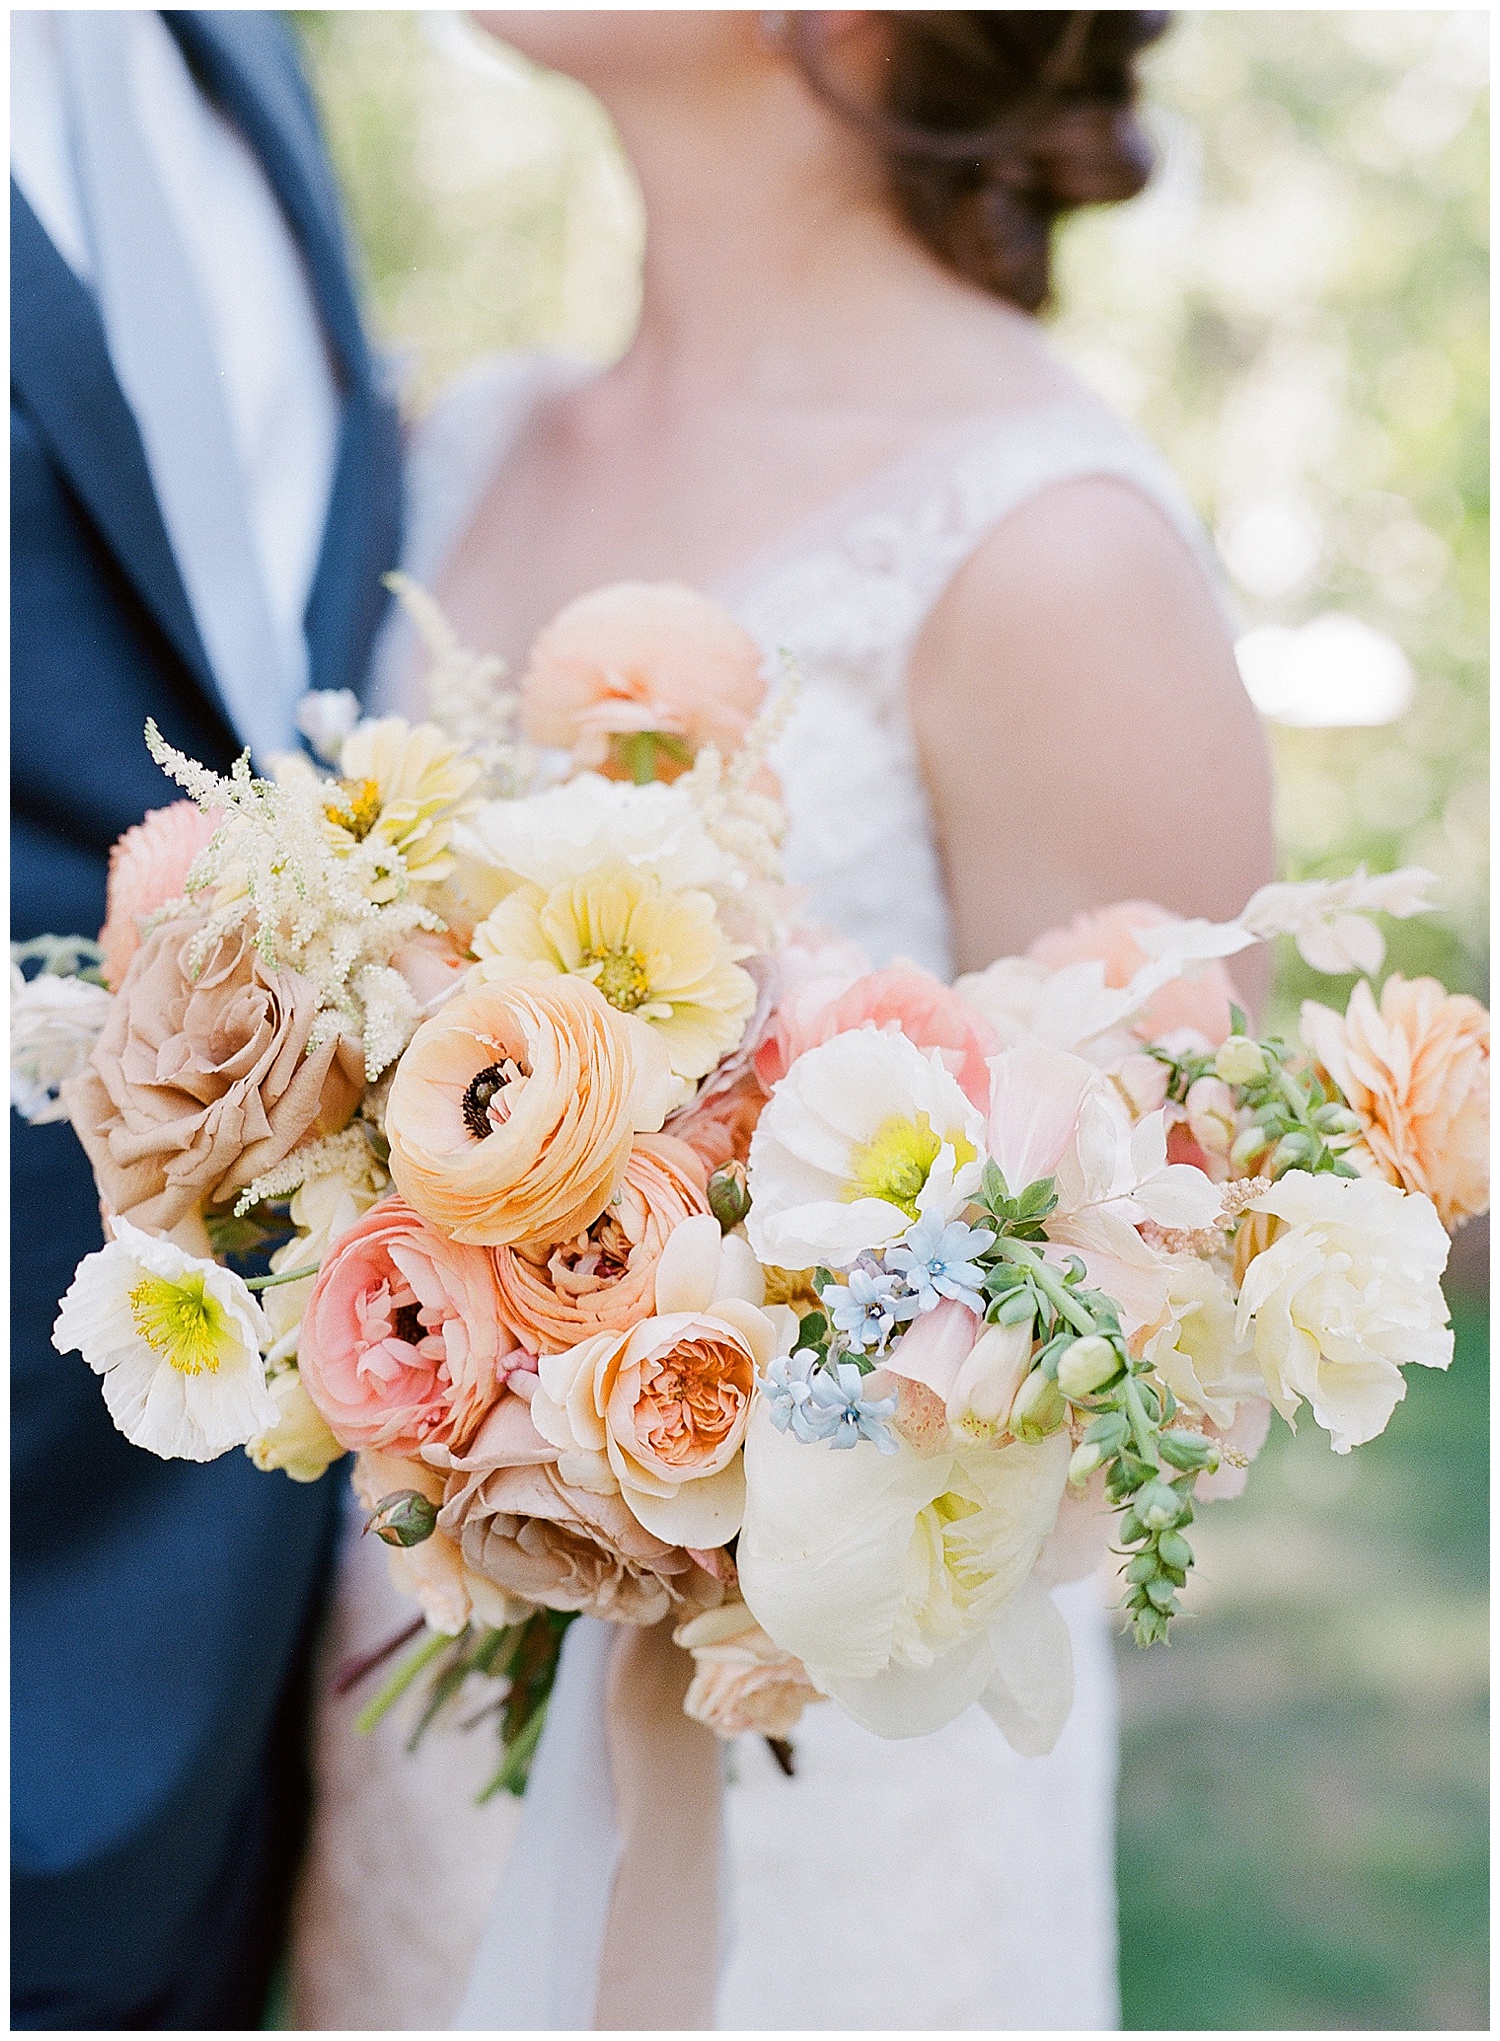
left=1302, top=974, right=1489, bottom=1229
left=383, top=971, right=677, bottom=1249
left=493, top=1133, right=708, bottom=1356
left=64, top=917, right=363, bottom=1246
left=674, top=1600, right=824, bottom=1739
left=439, top=1391, right=724, bottom=1626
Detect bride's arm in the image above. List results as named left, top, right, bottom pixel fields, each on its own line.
left=911, top=475, right=1275, bottom=1007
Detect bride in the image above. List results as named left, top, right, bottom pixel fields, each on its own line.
left=290, top=10, right=1273, bottom=2029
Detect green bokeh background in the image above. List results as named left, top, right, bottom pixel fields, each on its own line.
left=291, top=12, right=1488, bottom=2028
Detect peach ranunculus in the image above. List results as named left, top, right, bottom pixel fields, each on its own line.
left=64, top=917, right=363, bottom=1247
left=298, top=1195, right=522, bottom=1456
left=531, top=1214, right=783, bottom=1548
left=674, top=1600, right=824, bottom=1739
left=1028, top=899, right=1241, bottom=1046
left=755, top=960, right=999, bottom=1109
left=383, top=972, right=678, bottom=1249
left=1301, top=974, right=1489, bottom=1229
left=99, top=802, right=221, bottom=991
left=519, top=583, right=766, bottom=782
left=440, top=1381, right=725, bottom=1625
left=493, top=1132, right=710, bottom=1357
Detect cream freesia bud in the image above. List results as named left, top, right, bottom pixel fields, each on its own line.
left=1185, top=1075, right=1237, bottom=1158
left=1230, top=1124, right=1272, bottom=1171
left=1068, top=1440, right=1104, bottom=1486
left=1008, top=1366, right=1067, bottom=1441
left=1214, top=1036, right=1267, bottom=1087
left=1056, top=1335, right=1122, bottom=1400
left=947, top=1319, right=1033, bottom=1441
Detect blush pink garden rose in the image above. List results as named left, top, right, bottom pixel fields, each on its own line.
left=98, top=801, right=221, bottom=991
left=299, top=1196, right=522, bottom=1456
left=519, top=583, right=767, bottom=782
left=492, top=1133, right=709, bottom=1357
left=1028, top=899, right=1240, bottom=1046
left=755, top=959, right=998, bottom=1110
left=1301, top=974, right=1489, bottom=1230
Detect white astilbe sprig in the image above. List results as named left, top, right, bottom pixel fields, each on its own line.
left=386, top=572, right=535, bottom=796
left=144, top=720, right=437, bottom=1064
left=679, top=658, right=798, bottom=944
left=234, top=1123, right=388, bottom=1217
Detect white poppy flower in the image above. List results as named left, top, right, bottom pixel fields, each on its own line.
left=737, top=1399, right=1072, bottom=1749
left=1236, top=1171, right=1451, bottom=1453
left=52, top=1219, right=275, bottom=1461
left=746, top=1027, right=986, bottom=1270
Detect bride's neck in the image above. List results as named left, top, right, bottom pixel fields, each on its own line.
left=585, top=72, right=957, bottom=419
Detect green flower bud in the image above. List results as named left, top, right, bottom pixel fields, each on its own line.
left=1056, top=1334, right=1123, bottom=1400
left=1068, top=1441, right=1104, bottom=1487
left=1158, top=1429, right=1220, bottom=1474
left=1137, top=1481, right=1186, bottom=1532
left=369, top=1489, right=438, bottom=1548
left=1008, top=1367, right=1067, bottom=1440
left=1214, top=1036, right=1268, bottom=1087
left=1230, top=1124, right=1272, bottom=1171
left=994, top=1287, right=1038, bottom=1329
left=1271, top=1129, right=1318, bottom=1175
left=1117, top=1508, right=1147, bottom=1546
left=1124, top=1552, right=1158, bottom=1585
left=1085, top=1411, right=1130, bottom=1452
left=1145, top=1578, right=1179, bottom=1613
left=707, top=1162, right=751, bottom=1232
left=1156, top=1528, right=1194, bottom=1573
left=1135, top=1609, right=1169, bottom=1646
left=1311, top=1101, right=1363, bottom=1136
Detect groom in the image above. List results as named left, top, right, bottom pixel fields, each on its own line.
left=11, top=11, right=400, bottom=2026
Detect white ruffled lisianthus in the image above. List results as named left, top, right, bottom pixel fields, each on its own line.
left=1235, top=1172, right=1452, bottom=1452
left=10, top=965, right=113, bottom=1125
left=52, top=1218, right=275, bottom=1461
left=737, top=1398, right=1072, bottom=1749
left=746, top=1027, right=986, bottom=1270
left=1141, top=1255, right=1261, bottom=1429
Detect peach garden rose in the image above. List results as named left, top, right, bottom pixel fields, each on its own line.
left=98, top=800, right=221, bottom=991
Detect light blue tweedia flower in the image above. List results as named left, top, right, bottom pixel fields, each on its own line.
left=886, top=1213, right=995, bottom=1315
left=762, top=1353, right=900, bottom=1453
left=822, top=1261, right=918, bottom=1353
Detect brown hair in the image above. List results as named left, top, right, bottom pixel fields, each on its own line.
left=789, top=10, right=1170, bottom=312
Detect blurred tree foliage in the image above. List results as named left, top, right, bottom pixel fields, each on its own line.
left=293, top=10, right=1487, bottom=1008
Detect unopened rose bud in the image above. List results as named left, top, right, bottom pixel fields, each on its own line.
left=707, top=1161, right=751, bottom=1233
left=1056, top=1334, right=1122, bottom=1400
left=1008, top=1366, right=1068, bottom=1441
left=1214, top=1036, right=1267, bottom=1087
left=1185, top=1075, right=1237, bottom=1158
left=369, top=1489, right=438, bottom=1547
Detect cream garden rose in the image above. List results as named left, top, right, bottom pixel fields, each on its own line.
left=1235, top=1172, right=1452, bottom=1452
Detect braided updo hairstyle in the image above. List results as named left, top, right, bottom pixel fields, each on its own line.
left=788, top=10, right=1170, bottom=313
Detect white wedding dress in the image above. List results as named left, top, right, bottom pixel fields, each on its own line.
left=288, top=353, right=1219, bottom=2032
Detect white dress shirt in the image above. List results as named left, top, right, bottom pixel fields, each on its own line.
left=11, top=9, right=341, bottom=712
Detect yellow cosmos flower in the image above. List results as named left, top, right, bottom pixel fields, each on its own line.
left=330, top=717, right=482, bottom=885
left=471, top=863, right=757, bottom=1081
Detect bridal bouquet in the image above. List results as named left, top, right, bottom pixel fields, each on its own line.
left=17, top=578, right=1488, bottom=1792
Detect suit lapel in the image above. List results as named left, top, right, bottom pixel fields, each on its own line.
left=166, top=11, right=403, bottom=700
left=10, top=179, right=230, bottom=724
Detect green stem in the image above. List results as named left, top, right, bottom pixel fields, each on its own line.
left=354, top=1628, right=452, bottom=1735
left=1119, top=1371, right=1159, bottom=1462
left=478, top=1699, right=549, bottom=1802
left=243, top=1265, right=315, bottom=1291
left=991, top=1236, right=1098, bottom=1336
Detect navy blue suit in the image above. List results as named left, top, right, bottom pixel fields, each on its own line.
left=11, top=15, right=401, bottom=2027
